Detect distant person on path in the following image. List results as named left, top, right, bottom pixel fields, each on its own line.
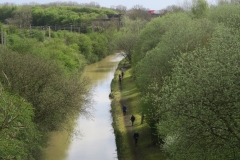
left=130, top=115, right=135, bottom=126
left=133, top=131, right=140, bottom=147
left=122, top=105, right=127, bottom=116
left=119, top=74, right=122, bottom=83
left=121, top=71, right=124, bottom=78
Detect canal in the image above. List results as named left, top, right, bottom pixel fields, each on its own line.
left=45, top=54, right=122, bottom=160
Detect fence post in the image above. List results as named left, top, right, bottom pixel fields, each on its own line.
left=92, top=21, right=94, bottom=32
left=48, top=26, right=50, bottom=38
left=1, top=27, right=3, bottom=45
left=4, top=32, right=6, bottom=46
left=141, top=112, right=145, bottom=124
left=42, top=27, right=45, bottom=41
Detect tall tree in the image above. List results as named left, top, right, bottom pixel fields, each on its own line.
left=111, top=5, right=127, bottom=14
left=191, top=0, right=209, bottom=18
left=126, top=5, right=151, bottom=21
left=113, top=16, right=147, bottom=64
left=5, top=6, right=32, bottom=27
left=0, top=84, right=41, bottom=159
left=150, top=25, right=240, bottom=159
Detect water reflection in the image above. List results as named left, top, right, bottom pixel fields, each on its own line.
left=45, top=54, right=122, bottom=160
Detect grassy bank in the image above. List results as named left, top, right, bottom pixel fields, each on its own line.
left=110, top=61, right=166, bottom=160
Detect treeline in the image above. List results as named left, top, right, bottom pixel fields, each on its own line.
left=114, top=0, right=240, bottom=159
left=0, top=5, right=118, bottom=158
left=0, top=3, right=116, bottom=27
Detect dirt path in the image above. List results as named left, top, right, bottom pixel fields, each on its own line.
left=113, top=65, right=166, bottom=160
left=120, top=90, right=140, bottom=160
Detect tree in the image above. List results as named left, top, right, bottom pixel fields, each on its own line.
left=0, top=84, right=42, bottom=159
left=113, top=16, right=147, bottom=64
left=191, top=0, right=209, bottom=18
left=151, top=25, right=240, bottom=159
left=5, top=6, right=32, bottom=27
left=179, top=0, right=193, bottom=11
left=77, top=34, right=94, bottom=63
left=126, top=5, right=151, bottom=21
left=111, top=5, right=127, bottom=14
left=0, top=5, right=16, bottom=23
left=208, top=4, right=240, bottom=31
left=134, top=13, right=215, bottom=92
left=0, top=51, right=91, bottom=132
left=120, top=16, right=147, bottom=34
left=165, top=5, right=184, bottom=13
left=89, top=32, right=108, bottom=60
left=114, top=33, right=138, bottom=63
left=132, top=13, right=192, bottom=67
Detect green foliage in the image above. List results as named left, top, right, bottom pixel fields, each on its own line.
left=101, top=27, right=119, bottom=55
left=68, top=33, right=94, bottom=63
left=191, top=0, right=209, bottom=18
left=120, top=16, right=148, bottom=35
left=55, top=30, right=67, bottom=38
left=64, top=32, right=81, bottom=45
left=6, top=25, right=20, bottom=34
left=43, top=38, right=86, bottom=73
left=7, top=34, right=38, bottom=54
left=0, top=87, right=42, bottom=160
left=114, top=33, right=138, bottom=63
left=0, top=5, right=16, bottom=23
left=0, top=51, right=90, bottom=133
left=31, top=29, right=45, bottom=42
left=132, top=13, right=190, bottom=67
left=0, top=5, right=118, bottom=159
left=0, top=4, right=116, bottom=27
left=149, top=25, right=240, bottom=159
left=114, top=16, right=147, bottom=64
left=132, top=12, right=221, bottom=159
left=123, top=3, right=240, bottom=160
left=88, top=32, right=108, bottom=60
left=135, top=14, right=215, bottom=93
left=7, top=32, right=86, bottom=73
left=127, top=5, right=152, bottom=20
left=31, top=6, right=116, bottom=25
left=65, top=33, right=99, bottom=63
left=208, top=4, right=240, bottom=31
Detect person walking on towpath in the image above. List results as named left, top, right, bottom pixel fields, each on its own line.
left=130, top=115, right=135, bottom=126
left=119, top=74, right=122, bottom=84
left=122, top=105, right=127, bottom=116
left=133, top=131, right=140, bottom=147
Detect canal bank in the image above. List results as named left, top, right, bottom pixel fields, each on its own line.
left=110, top=60, right=167, bottom=160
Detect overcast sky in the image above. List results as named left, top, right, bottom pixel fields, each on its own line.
left=0, top=0, right=217, bottom=10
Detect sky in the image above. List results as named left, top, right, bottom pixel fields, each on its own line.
left=0, top=0, right=217, bottom=10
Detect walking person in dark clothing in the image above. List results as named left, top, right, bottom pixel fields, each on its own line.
left=133, top=131, right=139, bottom=147
left=119, top=76, right=122, bottom=83
left=121, top=71, right=124, bottom=78
left=119, top=74, right=122, bottom=83
left=130, top=115, right=135, bottom=126
left=122, top=105, right=127, bottom=116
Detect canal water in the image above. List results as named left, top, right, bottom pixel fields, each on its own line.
left=45, top=54, right=122, bottom=160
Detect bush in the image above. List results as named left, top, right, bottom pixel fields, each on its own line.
left=152, top=25, right=240, bottom=160
left=0, top=87, right=42, bottom=160
left=89, top=32, right=108, bottom=60
left=0, top=51, right=90, bottom=132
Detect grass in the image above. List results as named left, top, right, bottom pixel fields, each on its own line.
left=110, top=61, right=167, bottom=160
